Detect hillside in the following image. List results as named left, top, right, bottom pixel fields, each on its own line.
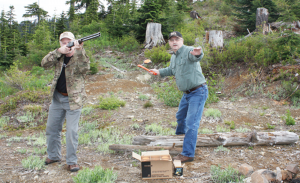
left=1, top=0, right=300, bottom=182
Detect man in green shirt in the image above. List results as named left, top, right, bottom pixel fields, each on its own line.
left=150, top=31, right=208, bottom=162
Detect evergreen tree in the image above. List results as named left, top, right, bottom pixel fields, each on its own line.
left=0, top=10, right=9, bottom=65
left=176, top=0, right=192, bottom=12
left=67, top=0, right=76, bottom=22
left=233, top=0, right=279, bottom=33
left=32, top=21, right=52, bottom=50
left=56, top=12, right=67, bottom=38
left=0, top=7, right=20, bottom=66
left=7, top=6, right=16, bottom=29
left=134, top=0, right=162, bottom=42
left=74, top=0, right=93, bottom=12
left=84, top=0, right=99, bottom=24
left=23, top=2, right=48, bottom=24
left=104, top=0, right=134, bottom=37
left=275, top=0, right=300, bottom=22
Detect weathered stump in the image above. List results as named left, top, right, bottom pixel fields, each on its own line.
left=208, top=30, right=223, bottom=48
left=190, top=11, right=201, bottom=19
left=144, top=23, right=165, bottom=49
left=256, top=8, right=269, bottom=34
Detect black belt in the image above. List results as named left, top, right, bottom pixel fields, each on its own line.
left=184, top=83, right=206, bottom=94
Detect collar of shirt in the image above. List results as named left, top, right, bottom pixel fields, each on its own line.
left=173, top=45, right=185, bottom=56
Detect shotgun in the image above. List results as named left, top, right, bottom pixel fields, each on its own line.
left=67, top=32, right=101, bottom=48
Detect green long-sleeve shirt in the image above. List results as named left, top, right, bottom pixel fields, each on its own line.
left=159, top=45, right=206, bottom=92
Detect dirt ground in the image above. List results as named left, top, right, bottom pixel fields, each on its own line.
left=1, top=57, right=300, bottom=183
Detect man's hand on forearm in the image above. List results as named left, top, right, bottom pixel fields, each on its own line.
left=149, top=69, right=160, bottom=76
left=74, top=40, right=83, bottom=50
left=58, top=45, right=74, bottom=55
left=190, top=47, right=202, bottom=56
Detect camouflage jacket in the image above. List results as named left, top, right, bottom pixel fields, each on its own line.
left=41, top=49, right=90, bottom=110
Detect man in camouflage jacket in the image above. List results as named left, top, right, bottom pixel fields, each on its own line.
left=41, top=32, right=90, bottom=172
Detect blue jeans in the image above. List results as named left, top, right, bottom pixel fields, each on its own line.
left=176, top=85, right=208, bottom=157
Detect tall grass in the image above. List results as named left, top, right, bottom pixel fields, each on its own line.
left=22, top=156, right=45, bottom=170
left=73, top=166, right=117, bottom=183
left=211, top=165, right=244, bottom=183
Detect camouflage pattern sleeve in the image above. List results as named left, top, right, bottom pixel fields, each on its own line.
left=41, top=49, right=63, bottom=68
left=74, top=48, right=90, bottom=74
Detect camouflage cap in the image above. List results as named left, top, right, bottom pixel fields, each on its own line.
left=59, top=32, right=75, bottom=41
left=168, top=31, right=182, bottom=39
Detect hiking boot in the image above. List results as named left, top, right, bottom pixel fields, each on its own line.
left=45, top=158, right=61, bottom=165
left=67, top=164, right=80, bottom=172
left=173, top=154, right=194, bottom=163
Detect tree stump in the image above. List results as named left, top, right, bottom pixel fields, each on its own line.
left=190, top=11, right=201, bottom=19
left=208, top=30, right=223, bottom=48
left=256, top=8, right=269, bottom=34
left=144, top=23, right=165, bottom=49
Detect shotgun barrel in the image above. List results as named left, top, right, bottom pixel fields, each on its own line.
left=66, top=32, right=101, bottom=48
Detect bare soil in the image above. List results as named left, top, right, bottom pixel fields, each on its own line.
left=1, top=57, right=300, bottom=183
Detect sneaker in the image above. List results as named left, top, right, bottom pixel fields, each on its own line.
left=45, top=158, right=61, bottom=165
left=173, top=154, right=194, bottom=163
left=68, top=164, right=80, bottom=172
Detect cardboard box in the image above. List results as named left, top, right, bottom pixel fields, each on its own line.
left=132, top=150, right=173, bottom=179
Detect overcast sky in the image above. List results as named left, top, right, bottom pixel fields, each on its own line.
left=1, top=0, right=110, bottom=23
left=1, top=0, right=72, bottom=23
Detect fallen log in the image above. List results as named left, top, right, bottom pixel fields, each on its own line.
left=132, top=131, right=298, bottom=147
left=109, top=144, right=201, bottom=155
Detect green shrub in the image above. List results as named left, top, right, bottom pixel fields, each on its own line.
left=98, top=96, right=126, bottom=110
left=170, top=121, right=177, bottom=128
left=2, top=61, right=32, bottom=90
left=152, top=79, right=182, bottom=107
left=73, top=166, right=117, bottom=183
left=21, top=156, right=45, bottom=170
left=179, top=19, right=204, bottom=46
left=144, top=45, right=171, bottom=64
left=282, top=109, right=296, bottom=125
left=209, top=32, right=300, bottom=68
left=225, top=120, right=235, bottom=129
left=266, top=123, right=275, bottom=129
left=139, top=94, right=148, bottom=101
left=275, top=31, right=300, bottom=61
left=132, top=123, right=140, bottom=130
left=33, top=147, right=47, bottom=155
left=80, top=20, right=103, bottom=34
left=33, top=133, right=46, bottom=146
left=214, top=145, right=230, bottom=152
left=143, top=101, right=153, bottom=108
left=117, top=35, right=140, bottom=52
left=89, top=62, right=98, bottom=75
left=23, top=104, right=42, bottom=113
left=210, top=165, right=244, bottom=183
left=235, top=127, right=251, bottom=133
left=0, top=116, right=9, bottom=129
left=204, top=108, right=222, bottom=118
left=81, top=107, right=94, bottom=116
left=31, top=66, right=45, bottom=75
left=145, top=123, right=175, bottom=136
left=199, top=128, right=213, bottom=134
left=18, top=149, right=27, bottom=154
left=216, top=125, right=230, bottom=132
left=0, top=91, right=46, bottom=116
left=0, top=80, right=18, bottom=98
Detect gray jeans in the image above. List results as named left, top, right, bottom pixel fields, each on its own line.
left=46, top=90, right=82, bottom=165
